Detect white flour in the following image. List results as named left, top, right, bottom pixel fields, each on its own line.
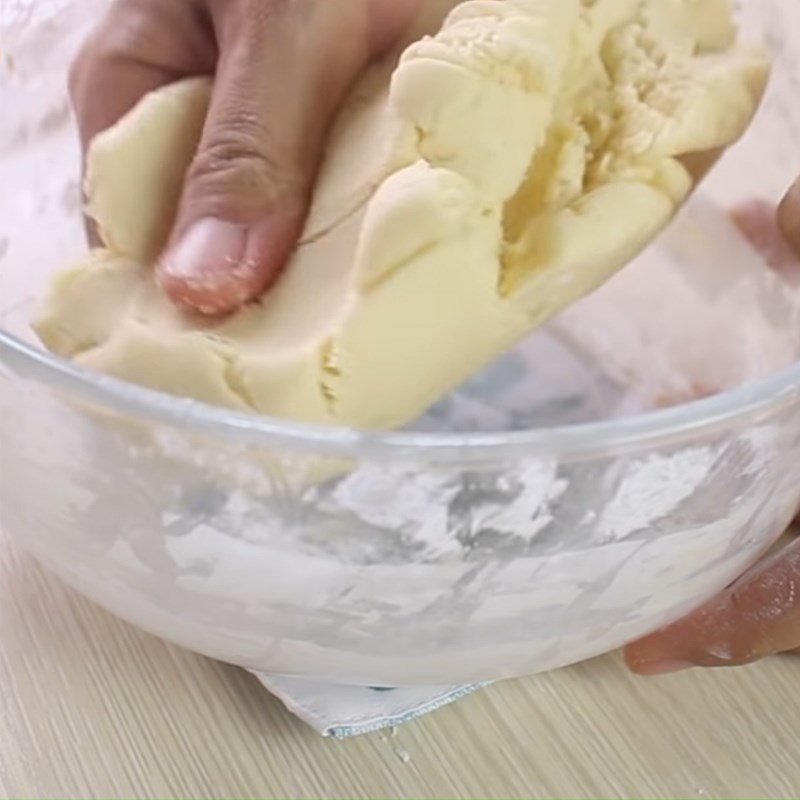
left=597, top=449, right=717, bottom=544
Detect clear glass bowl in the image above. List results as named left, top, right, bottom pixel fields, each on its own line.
left=1, top=0, right=800, bottom=686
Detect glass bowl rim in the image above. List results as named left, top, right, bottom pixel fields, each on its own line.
left=3, top=329, right=800, bottom=462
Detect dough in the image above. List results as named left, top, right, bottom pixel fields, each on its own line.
left=36, top=0, right=770, bottom=429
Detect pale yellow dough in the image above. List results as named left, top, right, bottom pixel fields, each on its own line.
left=36, top=0, right=770, bottom=429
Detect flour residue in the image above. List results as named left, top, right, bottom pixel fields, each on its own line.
left=598, top=448, right=716, bottom=542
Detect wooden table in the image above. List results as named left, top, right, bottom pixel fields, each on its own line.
left=1, top=533, right=798, bottom=800
left=2, top=0, right=800, bottom=795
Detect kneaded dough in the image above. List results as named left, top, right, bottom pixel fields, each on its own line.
left=36, top=0, right=770, bottom=429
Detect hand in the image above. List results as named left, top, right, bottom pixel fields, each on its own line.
left=626, top=536, right=800, bottom=674
left=69, top=0, right=423, bottom=315
left=779, top=178, right=800, bottom=257
left=626, top=186, right=800, bottom=675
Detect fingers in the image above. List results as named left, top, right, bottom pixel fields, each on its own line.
left=778, top=177, right=800, bottom=257
left=74, top=0, right=423, bottom=314
left=70, top=0, right=216, bottom=245
left=69, top=0, right=216, bottom=151
left=73, top=0, right=424, bottom=315
left=157, top=0, right=392, bottom=315
left=625, top=537, right=800, bottom=674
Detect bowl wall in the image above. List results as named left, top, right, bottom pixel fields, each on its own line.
left=2, top=0, right=800, bottom=685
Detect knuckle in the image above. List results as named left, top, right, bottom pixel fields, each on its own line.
left=215, top=0, right=287, bottom=39
left=67, top=29, right=125, bottom=104
left=74, top=1, right=212, bottom=83
left=190, top=125, right=303, bottom=202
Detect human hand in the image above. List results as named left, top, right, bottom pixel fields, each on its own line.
left=626, top=536, right=800, bottom=674
left=69, top=0, right=423, bottom=315
left=626, top=185, right=800, bottom=675
left=779, top=178, right=800, bottom=258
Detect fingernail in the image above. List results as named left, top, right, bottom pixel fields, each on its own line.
left=632, top=659, right=695, bottom=676
left=161, top=217, right=248, bottom=285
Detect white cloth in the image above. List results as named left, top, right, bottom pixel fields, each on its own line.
left=253, top=673, right=489, bottom=739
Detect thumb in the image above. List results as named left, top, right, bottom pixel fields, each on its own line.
left=158, top=1, right=384, bottom=315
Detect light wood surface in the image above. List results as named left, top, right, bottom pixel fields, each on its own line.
left=1, top=532, right=799, bottom=800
